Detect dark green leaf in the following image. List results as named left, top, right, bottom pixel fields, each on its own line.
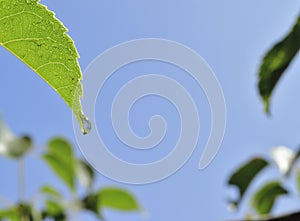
left=43, top=137, right=76, bottom=191
left=76, top=159, right=94, bottom=188
left=252, top=181, right=288, bottom=215
left=98, top=187, right=140, bottom=212
left=81, top=193, right=103, bottom=219
left=228, top=157, right=269, bottom=206
left=258, top=15, right=300, bottom=113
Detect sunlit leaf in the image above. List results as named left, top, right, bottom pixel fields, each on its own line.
left=0, top=0, right=90, bottom=133
left=43, top=137, right=76, bottom=191
left=228, top=157, right=269, bottom=207
left=98, top=187, right=140, bottom=212
left=252, top=181, right=288, bottom=215
left=258, top=15, right=300, bottom=113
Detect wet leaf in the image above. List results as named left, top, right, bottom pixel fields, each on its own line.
left=0, top=0, right=89, bottom=133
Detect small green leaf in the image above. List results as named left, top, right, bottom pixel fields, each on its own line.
left=0, top=0, right=90, bottom=133
left=44, top=201, right=63, bottom=217
left=76, top=159, right=94, bottom=189
left=98, top=187, right=140, bottom=212
left=258, top=15, right=300, bottom=113
left=43, top=137, right=76, bottom=191
left=0, top=117, right=32, bottom=159
left=228, top=157, right=269, bottom=207
left=40, top=185, right=62, bottom=198
left=252, top=181, right=288, bottom=215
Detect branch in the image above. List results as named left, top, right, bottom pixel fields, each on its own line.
left=228, top=211, right=300, bottom=221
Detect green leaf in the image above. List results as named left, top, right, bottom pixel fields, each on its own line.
left=98, top=187, right=140, bottom=212
left=228, top=157, right=269, bottom=207
left=0, top=207, right=19, bottom=221
left=40, top=185, right=62, bottom=198
left=252, top=181, right=288, bottom=215
left=0, top=117, right=32, bottom=159
left=42, top=200, right=66, bottom=221
left=296, top=171, right=300, bottom=196
left=44, top=200, right=63, bottom=217
left=81, top=193, right=103, bottom=219
left=0, top=0, right=90, bottom=134
left=76, top=159, right=94, bottom=189
left=258, top=15, right=300, bottom=113
left=43, top=137, right=76, bottom=191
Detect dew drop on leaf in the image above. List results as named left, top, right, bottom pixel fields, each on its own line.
left=80, top=113, right=91, bottom=135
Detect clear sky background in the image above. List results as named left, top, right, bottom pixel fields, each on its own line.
left=1, top=1, right=300, bottom=220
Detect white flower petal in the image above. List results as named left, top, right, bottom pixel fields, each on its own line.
left=271, top=146, right=295, bottom=174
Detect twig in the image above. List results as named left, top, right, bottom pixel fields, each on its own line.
left=228, top=211, right=300, bottom=221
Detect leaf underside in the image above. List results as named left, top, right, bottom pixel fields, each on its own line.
left=0, top=0, right=89, bottom=133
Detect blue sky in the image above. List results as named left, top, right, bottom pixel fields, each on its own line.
left=1, top=0, right=300, bottom=220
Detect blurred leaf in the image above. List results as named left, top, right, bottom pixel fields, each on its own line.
left=0, top=0, right=89, bottom=133
left=45, top=200, right=63, bottom=217
left=5, top=136, right=32, bottom=159
left=81, top=193, right=103, bottom=219
left=286, top=146, right=300, bottom=177
left=43, top=137, right=76, bottom=191
left=17, top=203, right=33, bottom=220
left=228, top=157, right=269, bottom=206
left=98, top=187, right=140, bottom=212
left=0, top=118, right=32, bottom=159
left=0, top=207, right=19, bottom=221
left=0, top=203, right=35, bottom=221
left=40, top=185, right=62, bottom=198
left=42, top=200, right=66, bottom=221
left=76, top=159, right=94, bottom=189
left=271, top=146, right=295, bottom=175
left=296, top=171, right=300, bottom=196
left=252, top=181, right=288, bottom=215
left=258, top=15, right=300, bottom=113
